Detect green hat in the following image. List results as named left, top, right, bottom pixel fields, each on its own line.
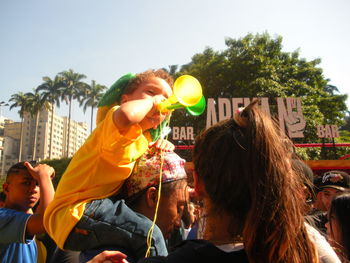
left=98, top=73, right=136, bottom=107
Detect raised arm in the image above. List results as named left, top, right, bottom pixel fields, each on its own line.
left=113, top=98, right=156, bottom=132
left=25, top=162, right=55, bottom=236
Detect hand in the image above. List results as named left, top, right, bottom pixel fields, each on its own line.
left=149, top=139, right=175, bottom=152
left=24, top=162, right=55, bottom=181
left=87, top=251, right=128, bottom=263
left=145, top=97, right=170, bottom=129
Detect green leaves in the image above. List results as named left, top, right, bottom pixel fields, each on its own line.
left=170, top=32, right=348, bottom=160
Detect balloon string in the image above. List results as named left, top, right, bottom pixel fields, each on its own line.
left=145, top=112, right=171, bottom=257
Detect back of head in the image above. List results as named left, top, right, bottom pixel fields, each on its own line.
left=329, top=191, right=350, bottom=260
left=292, top=159, right=315, bottom=206
left=193, top=101, right=317, bottom=263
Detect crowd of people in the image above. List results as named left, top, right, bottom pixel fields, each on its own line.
left=1, top=69, right=349, bottom=263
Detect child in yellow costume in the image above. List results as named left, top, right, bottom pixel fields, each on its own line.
left=43, top=70, right=175, bottom=252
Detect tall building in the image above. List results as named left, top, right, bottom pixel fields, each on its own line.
left=21, top=109, right=88, bottom=160
left=0, top=108, right=88, bottom=177
left=1, top=118, right=21, bottom=179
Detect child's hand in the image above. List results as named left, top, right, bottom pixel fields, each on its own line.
left=87, top=251, right=128, bottom=263
left=149, top=139, right=175, bottom=152
left=24, top=162, right=55, bottom=181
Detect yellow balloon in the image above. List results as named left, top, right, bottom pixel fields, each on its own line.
left=173, top=75, right=202, bottom=106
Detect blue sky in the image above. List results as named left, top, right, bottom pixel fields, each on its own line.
left=1, top=0, right=349, bottom=132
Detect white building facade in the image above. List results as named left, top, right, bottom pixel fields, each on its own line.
left=0, top=108, right=88, bottom=177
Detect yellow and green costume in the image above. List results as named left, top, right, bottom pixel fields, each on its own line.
left=43, top=73, right=168, bottom=249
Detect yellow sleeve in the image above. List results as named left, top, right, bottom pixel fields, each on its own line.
left=44, top=106, right=150, bottom=249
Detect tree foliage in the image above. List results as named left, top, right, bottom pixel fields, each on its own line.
left=58, top=69, right=88, bottom=157
left=79, top=80, right=107, bottom=133
left=170, top=32, right=348, bottom=160
left=40, top=157, right=72, bottom=189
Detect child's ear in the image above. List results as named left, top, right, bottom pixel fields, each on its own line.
left=121, top=94, right=128, bottom=104
left=145, top=187, right=158, bottom=208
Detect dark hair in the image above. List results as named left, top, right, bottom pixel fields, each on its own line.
left=329, top=191, right=350, bottom=261
left=0, top=191, right=5, bottom=202
left=124, top=69, right=173, bottom=97
left=292, top=159, right=315, bottom=204
left=6, top=161, right=38, bottom=182
left=193, top=101, right=317, bottom=263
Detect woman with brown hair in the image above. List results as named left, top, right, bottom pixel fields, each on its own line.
left=89, top=101, right=339, bottom=263
left=326, top=191, right=350, bottom=262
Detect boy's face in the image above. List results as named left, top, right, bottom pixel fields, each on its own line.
left=156, top=182, right=188, bottom=239
left=123, top=77, right=173, bottom=130
left=320, top=187, right=342, bottom=211
left=3, top=169, right=40, bottom=212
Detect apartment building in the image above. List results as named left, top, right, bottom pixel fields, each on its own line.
left=0, top=108, right=88, bottom=177
left=21, top=109, right=88, bottom=160
left=1, top=118, right=21, bottom=178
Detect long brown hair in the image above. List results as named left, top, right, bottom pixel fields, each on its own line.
left=193, top=101, right=318, bottom=263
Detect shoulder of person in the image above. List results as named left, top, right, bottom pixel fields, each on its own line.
left=140, top=240, right=248, bottom=263
left=0, top=208, right=33, bottom=244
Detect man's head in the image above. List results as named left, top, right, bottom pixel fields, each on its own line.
left=125, top=151, right=188, bottom=239
left=318, top=170, right=350, bottom=211
left=2, top=161, right=40, bottom=212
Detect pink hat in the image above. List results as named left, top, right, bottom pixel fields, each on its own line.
left=126, top=151, right=187, bottom=197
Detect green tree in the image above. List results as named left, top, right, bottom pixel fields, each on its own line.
left=162, top=65, right=180, bottom=78
left=36, top=75, right=63, bottom=159
left=58, top=69, right=87, bottom=157
left=340, top=115, right=350, bottom=131
left=79, top=80, right=107, bottom=133
left=9, top=92, right=29, bottom=161
left=172, top=32, right=348, bottom=160
left=25, top=90, right=50, bottom=160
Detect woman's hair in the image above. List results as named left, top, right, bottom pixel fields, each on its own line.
left=193, top=101, right=317, bottom=263
left=124, top=69, right=174, bottom=96
left=329, top=191, right=350, bottom=261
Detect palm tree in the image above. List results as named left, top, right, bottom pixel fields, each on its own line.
left=36, top=76, right=63, bottom=159
left=9, top=92, right=29, bottom=162
left=25, top=90, right=50, bottom=160
left=79, top=80, right=107, bottom=133
left=162, top=65, right=179, bottom=78
left=58, top=69, right=87, bottom=157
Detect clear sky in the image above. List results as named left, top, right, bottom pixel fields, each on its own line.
left=1, top=0, right=349, bottom=132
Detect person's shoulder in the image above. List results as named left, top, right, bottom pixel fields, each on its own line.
left=139, top=240, right=248, bottom=263
left=0, top=208, right=28, bottom=219
left=0, top=208, right=32, bottom=240
left=305, top=223, right=341, bottom=263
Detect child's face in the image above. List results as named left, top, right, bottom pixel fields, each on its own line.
left=326, top=213, right=342, bottom=249
left=124, top=77, right=173, bottom=130
left=3, top=169, right=40, bottom=212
